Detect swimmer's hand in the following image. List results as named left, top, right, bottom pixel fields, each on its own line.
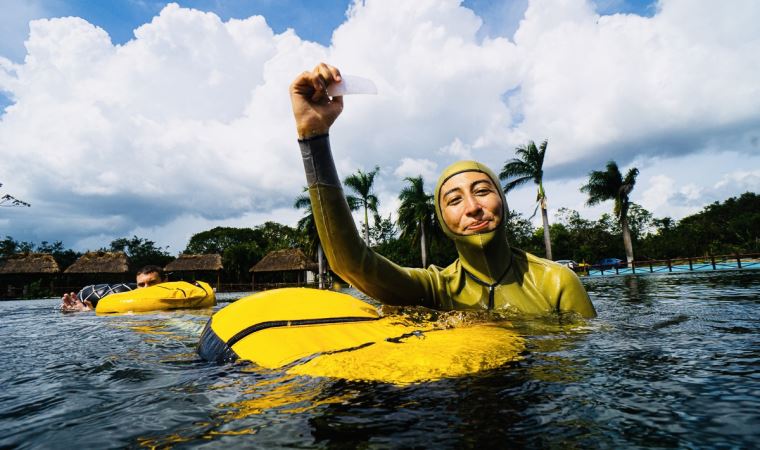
left=290, top=62, right=344, bottom=139
left=60, top=292, right=93, bottom=312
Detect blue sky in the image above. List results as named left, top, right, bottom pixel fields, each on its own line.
left=0, top=0, right=657, bottom=114
left=0, top=0, right=658, bottom=59
left=1, top=0, right=758, bottom=254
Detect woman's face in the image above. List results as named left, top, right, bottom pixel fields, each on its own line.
left=439, top=171, right=503, bottom=235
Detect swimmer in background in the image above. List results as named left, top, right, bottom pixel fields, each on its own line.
left=60, top=265, right=167, bottom=312
left=289, top=63, right=596, bottom=317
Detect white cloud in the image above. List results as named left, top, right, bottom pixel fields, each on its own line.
left=123, top=207, right=304, bottom=254
left=512, top=0, right=760, bottom=170
left=0, top=0, right=48, bottom=62
left=714, top=170, right=760, bottom=194
left=640, top=174, right=674, bottom=211
left=394, top=158, right=438, bottom=182
left=0, top=0, right=759, bottom=251
left=438, top=138, right=474, bottom=161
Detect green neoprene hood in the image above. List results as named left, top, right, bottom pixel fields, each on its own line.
left=434, top=160, right=512, bottom=284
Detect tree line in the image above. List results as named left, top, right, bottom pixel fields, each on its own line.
left=2, top=140, right=757, bottom=283
left=2, top=191, right=756, bottom=283
left=292, top=143, right=758, bottom=271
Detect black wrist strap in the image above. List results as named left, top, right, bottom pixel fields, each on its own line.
left=299, top=134, right=342, bottom=188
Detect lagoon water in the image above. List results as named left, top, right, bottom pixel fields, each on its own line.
left=1, top=270, right=758, bottom=448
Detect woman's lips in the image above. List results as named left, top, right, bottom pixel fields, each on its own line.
left=466, top=220, right=490, bottom=231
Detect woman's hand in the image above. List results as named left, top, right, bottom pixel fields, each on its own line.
left=289, top=62, right=344, bottom=139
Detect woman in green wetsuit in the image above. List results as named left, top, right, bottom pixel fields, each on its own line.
left=290, top=63, right=596, bottom=318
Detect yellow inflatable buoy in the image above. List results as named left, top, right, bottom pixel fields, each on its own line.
left=96, top=281, right=215, bottom=314
left=197, top=288, right=524, bottom=384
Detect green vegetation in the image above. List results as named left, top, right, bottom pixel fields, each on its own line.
left=637, top=192, right=760, bottom=258
left=294, top=187, right=326, bottom=286
left=501, top=139, right=552, bottom=260
left=1, top=237, right=80, bottom=269
left=581, top=161, right=640, bottom=266
left=344, top=166, right=380, bottom=246
left=184, top=223, right=299, bottom=283
left=2, top=180, right=756, bottom=285
left=397, top=176, right=436, bottom=267
left=108, top=236, right=173, bottom=271
left=516, top=193, right=759, bottom=264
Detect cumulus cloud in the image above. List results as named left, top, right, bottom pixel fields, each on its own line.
left=0, top=0, right=758, bottom=251
left=0, top=0, right=48, bottom=62
left=513, top=0, right=760, bottom=172
left=394, top=158, right=438, bottom=182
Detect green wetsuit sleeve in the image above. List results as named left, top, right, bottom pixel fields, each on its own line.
left=556, top=266, right=597, bottom=318
left=299, top=135, right=439, bottom=307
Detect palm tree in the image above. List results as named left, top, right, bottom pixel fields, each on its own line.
left=294, top=188, right=325, bottom=288
left=397, top=176, right=436, bottom=267
left=0, top=182, right=31, bottom=207
left=580, top=161, right=639, bottom=266
left=500, top=140, right=553, bottom=260
left=344, top=166, right=380, bottom=246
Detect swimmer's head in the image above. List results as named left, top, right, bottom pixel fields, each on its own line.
left=136, top=265, right=166, bottom=288
left=434, top=161, right=511, bottom=281
left=434, top=161, right=507, bottom=238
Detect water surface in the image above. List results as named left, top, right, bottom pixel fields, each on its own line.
left=1, top=271, right=758, bottom=448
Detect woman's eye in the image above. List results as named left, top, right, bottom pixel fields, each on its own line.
left=447, top=197, right=462, bottom=206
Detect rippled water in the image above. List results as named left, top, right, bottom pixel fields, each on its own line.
left=1, top=270, right=758, bottom=448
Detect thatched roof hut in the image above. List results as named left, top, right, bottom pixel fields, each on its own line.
left=250, top=248, right=316, bottom=273
left=0, top=253, right=60, bottom=274
left=165, top=254, right=223, bottom=272
left=64, top=251, right=129, bottom=274
left=165, top=253, right=223, bottom=289
left=249, top=248, right=318, bottom=289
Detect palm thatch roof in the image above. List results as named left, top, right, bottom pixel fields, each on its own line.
left=0, top=253, right=60, bottom=274
left=250, top=248, right=317, bottom=273
left=64, top=251, right=129, bottom=274
left=165, top=254, right=223, bottom=272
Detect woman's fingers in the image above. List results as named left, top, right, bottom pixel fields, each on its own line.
left=310, top=63, right=343, bottom=102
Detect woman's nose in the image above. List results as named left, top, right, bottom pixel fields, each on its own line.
left=463, top=194, right=482, bottom=216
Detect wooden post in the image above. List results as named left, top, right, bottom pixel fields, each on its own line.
left=318, top=244, right=324, bottom=289
left=736, top=254, right=742, bottom=269
left=216, top=270, right=221, bottom=291
left=649, top=261, right=653, bottom=273
left=688, top=257, right=693, bottom=271
left=667, top=259, right=672, bottom=272
left=251, top=272, right=255, bottom=292
left=710, top=255, right=716, bottom=270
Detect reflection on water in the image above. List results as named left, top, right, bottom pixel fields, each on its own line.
left=0, top=271, right=758, bottom=448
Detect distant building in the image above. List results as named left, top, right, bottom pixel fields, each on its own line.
left=249, top=248, right=318, bottom=290
left=0, top=253, right=60, bottom=298
left=64, top=251, right=130, bottom=285
left=165, top=254, right=223, bottom=290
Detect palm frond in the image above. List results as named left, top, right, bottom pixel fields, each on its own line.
left=396, top=175, right=435, bottom=245
left=501, top=140, right=548, bottom=195
left=527, top=202, right=540, bottom=220
left=293, top=187, right=311, bottom=210
left=345, top=195, right=361, bottom=211
left=503, top=175, right=534, bottom=193
left=500, top=158, right=531, bottom=177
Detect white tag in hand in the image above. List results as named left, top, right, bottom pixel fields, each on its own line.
left=327, top=75, right=378, bottom=96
